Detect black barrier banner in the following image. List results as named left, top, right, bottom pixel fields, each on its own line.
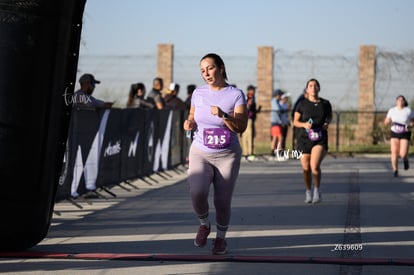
left=141, top=109, right=156, bottom=176
left=120, top=108, right=146, bottom=180
left=56, top=108, right=184, bottom=201
left=96, top=109, right=122, bottom=187
left=153, top=109, right=173, bottom=172
left=169, top=110, right=185, bottom=166
left=57, top=108, right=109, bottom=199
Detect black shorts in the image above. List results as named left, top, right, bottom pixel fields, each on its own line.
left=390, top=131, right=412, bottom=140
left=296, top=136, right=328, bottom=154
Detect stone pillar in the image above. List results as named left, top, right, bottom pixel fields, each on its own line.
left=157, top=44, right=173, bottom=93
left=356, top=45, right=376, bottom=144
left=255, top=46, right=274, bottom=144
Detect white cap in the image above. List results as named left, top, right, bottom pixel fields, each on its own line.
left=281, top=92, right=291, bottom=99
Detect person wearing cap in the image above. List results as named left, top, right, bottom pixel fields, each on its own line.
left=384, top=95, right=414, bottom=177
left=270, top=89, right=285, bottom=157
left=73, top=73, right=112, bottom=109
left=293, top=79, right=332, bottom=204
left=164, top=82, right=187, bottom=110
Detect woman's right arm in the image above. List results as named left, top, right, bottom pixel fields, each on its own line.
left=183, top=105, right=196, bottom=130
left=293, top=111, right=311, bottom=130
left=384, top=116, right=391, bottom=126
left=384, top=109, right=392, bottom=125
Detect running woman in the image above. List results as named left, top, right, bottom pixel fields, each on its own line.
left=384, top=95, right=414, bottom=177
left=293, top=79, right=332, bottom=204
left=183, top=53, right=248, bottom=255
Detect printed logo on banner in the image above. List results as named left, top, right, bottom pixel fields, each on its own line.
left=70, top=110, right=110, bottom=197
left=60, top=109, right=182, bottom=199
left=153, top=111, right=173, bottom=171
left=147, top=122, right=154, bottom=162
left=104, top=140, right=121, bottom=157
left=128, top=131, right=140, bottom=157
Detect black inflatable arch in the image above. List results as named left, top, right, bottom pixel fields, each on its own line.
left=0, top=0, right=86, bottom=251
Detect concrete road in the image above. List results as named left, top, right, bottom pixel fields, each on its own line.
left=1, top=154, right=414, bottom=274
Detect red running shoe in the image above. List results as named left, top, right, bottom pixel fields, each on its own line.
left=194, top=224, right=210, bottom=247
left=212, top=237, right=227, bottom=255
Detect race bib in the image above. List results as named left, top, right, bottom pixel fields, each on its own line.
left=307, top=128, right=323, bottom=141
left=203, top=128, right=230, bottom=149
left=391, top=122, right=407, bottom=134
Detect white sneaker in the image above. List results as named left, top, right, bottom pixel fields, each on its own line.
left=304, top=191, right=312, bottom=203
left=247, top=155, right=256, bottom=161
left=312, top=191, right=322, bottom=203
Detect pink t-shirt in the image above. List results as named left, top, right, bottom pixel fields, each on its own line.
left=191, top=85, right=246, bottom=152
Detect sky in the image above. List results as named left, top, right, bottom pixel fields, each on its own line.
left=80, top=0, right=414, bottom=57
left=78, top=0, right=414, bottom=110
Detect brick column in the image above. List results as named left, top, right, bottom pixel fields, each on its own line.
left=255, top=46, right=274, bottom=144
left=356, top=45, right=376, bottom=144
left=157, top=44, right=173, bottom=93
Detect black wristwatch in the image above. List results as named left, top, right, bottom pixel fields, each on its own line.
left=222, top=112, right=229, bottom=119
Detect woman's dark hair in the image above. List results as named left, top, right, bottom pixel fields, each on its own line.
left=128, top=83, right=137, bottom=99
left=396, top=95, right=408, bottom=107
left=136, top=82, right=145, bottom=93
left=200, top=53, right=228, bottom=80
left=129, top=82, right=146, bottom=98
left=127, top=82, right=146, bottom=107
left=306, top=78, right=320, bottom=90
left=187, top=84, right=196, bottom=95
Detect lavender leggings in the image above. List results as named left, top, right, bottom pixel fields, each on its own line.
left=187, top=144, right=242, bottom=227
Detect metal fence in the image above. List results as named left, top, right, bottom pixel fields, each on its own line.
left=76, top=48, right=414, bottom=112
left=253, top=110, right=412, bottom=154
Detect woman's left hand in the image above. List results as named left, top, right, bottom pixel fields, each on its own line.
left=210, top=106, right=223, bottom=117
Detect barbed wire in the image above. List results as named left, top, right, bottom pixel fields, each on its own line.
left=76, top=48, right=414, bottom=110
left=375, top=48, right=414, bottom=110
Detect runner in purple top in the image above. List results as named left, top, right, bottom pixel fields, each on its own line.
left=183, top=53, right=248, bottom=255
left=191, top=84, right=245, bottom=152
